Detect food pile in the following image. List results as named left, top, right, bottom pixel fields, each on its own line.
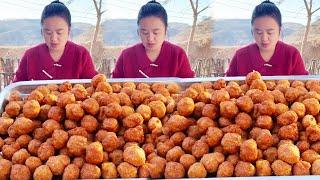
left=1, top=71, right=320, bottom=179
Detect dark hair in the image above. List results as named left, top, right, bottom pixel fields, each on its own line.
left=137, top=0, right=168, bottom=28
left=41, top=0, right=71, bottom=27
left=251, top=0, right=282, bottom=28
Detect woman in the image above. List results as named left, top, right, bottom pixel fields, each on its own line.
left=226, top=0, right=308, bottom=76
left=112, top=0, right=195, bottom=78
left=13, top=0, right=97, bottom=82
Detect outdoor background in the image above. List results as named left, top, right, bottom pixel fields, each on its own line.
left=0, top=0, right=319, bottom=88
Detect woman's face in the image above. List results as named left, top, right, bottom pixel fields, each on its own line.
left=42, top=16, right=70, bottom=52
left=138, top=16, right=166, bottom=52
left=252, top=16, right=280, bottom=52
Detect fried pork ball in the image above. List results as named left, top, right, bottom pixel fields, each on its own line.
left=56, top=92, right=76, bottom=108
left=81, top=98, right=99, bottom=115
left=213, top=79, right=226, bottom=90
left=226, top=83, right=243, bottom=98
left=206, top=127, right=223, bottom=147
left=91, top=73, right=107, bottom=88
left=96, top=82, right=113, bottom=94
left=0, top=159, right=12, bottom=179
left=285, top=87, right=302, bottom=103
left=200, top=152, right=225, bottom=173
left=296, top=140, right=310, bottom=152
left=98, top=103, right=122, bottom=120
left=86, top=142, right=104, bottom=165
left=124, top=126, right=144, bottom=143
left=302, top=114, right=317, bottom=129
left=47, top=106, right=65, bottom=122
left=234, top=161, right=255, bottom=177
left=70, top=84, right=88, bottom=101
left=312, top=159, right=320, bottom=175
left=65, top=103, right=84, bottom=121
left=42, top=119, right=61, bottom=135
left=123, top=145, right=146, bottom=166
left=217, top=161, right=234, bottom=177
left=25, top=156, right=42, bottom=173
left=278, top=143, right=300, bottom=165
left=0, top=117, right=14, bottom=135
left=278, top=123, right=299, bottom=141
left=177, top=97, right=195, bottom=117
left=67, top=135, right=87, bottom=156
left=187, top=125, right=201, bottom=139
left=182, top=87, right=198, bottom=100
left=211, top=89, right=230, bottom=105
left=182, top=137, right=196, bottom=154
left=12, top=148, right=30, bottom=164
left=80, top=115, right=98, bottom=133
left=256, top=115, right=273, bottom=130
left=240, top=139, right=258, bottom=162
left=63, top=164, right=80, bottom=180
left=136, top=104, right=151, bottom=121
left=37, top=104, right=51, bottom=121
left=277, top=110, right=298, bottom=126
left=256, top=129, right=273, bottom=150
left=101, top=162, right=117, bottom=178
left=58, top=81, right=72, bottom=92
left=8, top=90, right=21, bottom=101
left=255, top=160, right=272, bottom=176
left=164, top=115, right=193, bottom=133
left=311, top=141, right=320, bottom=153
left=102, top=118, right=119, bottom=132
left=156, top=140, right=175, bottom=158
left=197, top=117, right=215, bottom=134
left=27, top=90, right=44, bottom=104
left=221, top=133, right=242, bottom=154
left=80, top=163, right=101, bottom=179
left=15, top=135, right=31, bottom=149
left=108, top=149, right=123, bottom=166
left=10, top=164, right=31, bottom=180
left=306, top=124, right=320, bottom=142
left=46, top=155, right=70, bottom=175
left=166, top=146, right=185, bottom=162
left=220, top=101, right=239, bottom=119
left=235, top=112, right=252, bottom=130
left=164, top=162, right=185, bottom=178
left=197, top=91, right=211, bottom=103
left=117, top=162, right=137, bottom=178
left=201, top=104, right=218, bottom=120
left=193, top=102, right=205, bottom=118
left=102, top=132, right=120, bottom=152
left=120, top=105, right=135, bottom=119
left=303, top=98, right=320, bottom=116
left=250, top=79, right=267, bottom=91
left=188, top=162, right=207, bottom=178
left=274, top=103, right=289, bottom=116
left=5, top=101, right=21, bottom=117
left=292, top=160, right=311, bottom=175
left=11, top=117, right=34, bottom=136
left=271, top=160, right=292, bottom=176
left=166, top=82, right=181, bottom=94
left=246, top=71, right=261, bottom=86
left=22, top=100, right=40, bottom=119
left=192, top=140, right=209, bottom=159
left=148, top=100, right=166, bottom=118
left=27, top=139, right=41, bottom=156
left=37, top=142, right=54, bottom=161
left=123, top=113, right=144, bottom=128
left=301, top=149, right=320, bottom=163
left=179, top=154, right=196, bottom=170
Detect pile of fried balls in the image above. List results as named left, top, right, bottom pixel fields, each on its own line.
left=1, top=71, right=320, bottom=179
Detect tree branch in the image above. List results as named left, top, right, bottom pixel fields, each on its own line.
left=311, top=6, right=320, bottom=14
left=197, top=5, right=209, bottom=15
left=189, top=0, right=197, bottom=14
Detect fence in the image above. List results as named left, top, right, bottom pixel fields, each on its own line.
left=0, top=57, right=319, bottom=91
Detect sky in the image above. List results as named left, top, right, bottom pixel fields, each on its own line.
left=0, top=0, right=319, bottom=25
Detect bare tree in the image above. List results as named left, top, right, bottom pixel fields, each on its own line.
left=301, top=0, right=320, bottom=55
left=163, top=0, right=209, bottom=56
left=91, top=0, right=106, bottom=55
left=186, top=0, right=209, bottom=56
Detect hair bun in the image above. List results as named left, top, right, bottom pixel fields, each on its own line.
left=262, top=0, right=275, bottom=4
left=147, top=0, right=161, bottom=5
left=51, top=0, right=65, bottom=5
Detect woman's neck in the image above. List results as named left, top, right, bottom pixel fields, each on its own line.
left=146, top=48, right=161, bottom=62
left=259, top=48, right=275, bottom=62
left=49, top=49, right=64, bottom=62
